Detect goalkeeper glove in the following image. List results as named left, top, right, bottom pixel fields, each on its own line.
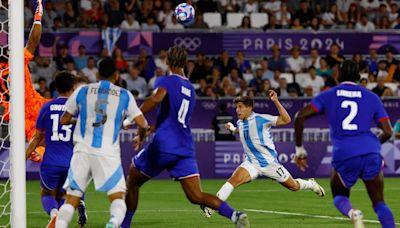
left=33, top=0, right=44, bottom=22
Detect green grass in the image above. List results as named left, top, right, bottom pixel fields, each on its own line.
left=6, top=178, right=400, bottom=227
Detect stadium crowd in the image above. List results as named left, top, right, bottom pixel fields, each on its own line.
left=20, top=0, right=400, bottom=99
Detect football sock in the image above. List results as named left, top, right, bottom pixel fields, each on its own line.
left=374, top=202, right=395, bottom=228
left=218, top=201, right=235, bottom=221
left=216, top=182, right=234, bottom=201
left=120, top=212, right=134, bottom=228
left=41, top=195, right=58, bottom=215
left=109, top=199, right=127, bottom=227
left=333, top=196, right=352, bottom=217
left=295, top=178, right=314, bottom=190
left=55, top=203, right=74, bottom=228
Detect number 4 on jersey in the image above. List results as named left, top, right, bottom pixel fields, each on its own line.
left=178, top=98, right=190, bottom=128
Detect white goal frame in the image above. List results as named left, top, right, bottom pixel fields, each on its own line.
left=9, top=0, right=26, bottom=227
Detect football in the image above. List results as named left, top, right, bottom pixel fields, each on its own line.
left=175, top=3, right=195, bottom=26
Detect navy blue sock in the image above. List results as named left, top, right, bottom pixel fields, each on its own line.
left=218, top=202, right=235, bottom=221
left=41, top=195, right=58, bottom=215
left=333, top=196, right=352, bottom=217
left=374, top=202, right=395, bottom=228
left=120, top=212, right=134, bottom=228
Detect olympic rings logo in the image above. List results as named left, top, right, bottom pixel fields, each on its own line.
left=201, top=102, right=217, bottom=110
left=173, top=37, right=202, bottom=51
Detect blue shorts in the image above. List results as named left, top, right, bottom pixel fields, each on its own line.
left=133, top=143, right=199, bottom=180
left=40, top=164, right=69, bottom=191
left=332, top=153, right=383, bottom=188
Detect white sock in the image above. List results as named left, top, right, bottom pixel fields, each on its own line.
left=295, top=179, right=314, bottom=190
left=216, top=182, right=234, bottom=201
left=55, top=204, right=74, bottom=228
left=109, top=199, right=127, bottom=227
left=348, top=209, right=354, bottom=219
left=50, top=208, right=58, bottom=218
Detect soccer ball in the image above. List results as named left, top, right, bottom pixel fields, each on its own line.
left=175, top=3, right=195, bottom=26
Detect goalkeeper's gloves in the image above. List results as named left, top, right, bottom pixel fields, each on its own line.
left=33, top=0, right=44, bottom=22
left=295, top=146, right=308, bottom=159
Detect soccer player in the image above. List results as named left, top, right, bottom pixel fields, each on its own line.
left=201, top=92, right=325, bottom=218
left=121, top=46, right=250, bottom=228
left=55, top=57, right=149, bottom=228
left=294, top=60, right=396, bottom=228
left=25, top=72, right=87, bottom=228
left=0, top=0, right=51, bottom=140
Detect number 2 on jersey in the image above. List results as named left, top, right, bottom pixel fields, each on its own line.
left=178, top=98, right=189, bottom=128
left=341, top=100, right=358, bottom=130
left=50, top=114, right=72, bottom=142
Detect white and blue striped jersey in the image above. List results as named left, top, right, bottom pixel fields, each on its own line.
left=237, top=112, right=279, bottom=167
left=65, top=80, right=142, bottom=156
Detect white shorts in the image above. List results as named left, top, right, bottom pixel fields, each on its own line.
left=63, top=151, right=126, bottom=197
left=239, top=160, right=291, bottom=183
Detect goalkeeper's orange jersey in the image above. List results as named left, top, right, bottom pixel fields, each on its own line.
left=0, top=49, right=50, bottom=140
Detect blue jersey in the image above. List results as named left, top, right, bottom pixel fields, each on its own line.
left=152, top=75, right=196, bottom=156
left=36, top=97, right=75, bottom=167
left=310, top=82, right=389, bottom=162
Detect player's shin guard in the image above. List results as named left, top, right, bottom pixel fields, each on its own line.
left=120, top=212, right=134, bottom=228
left=373, top=202, right=395, bottom=228
left=55, top=203, right=75, bottom=228
left=41, top=195, right=58, bottom=216
left=217, top=201, right=235, bottom=221
left=109, top=199, right=127, bottom=227
left=216, top=182, right=234, bottom=201
left=333, top=196, right=352, bottom=217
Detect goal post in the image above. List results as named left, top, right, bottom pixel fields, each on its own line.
left=9, top=0, right=26, bottom=227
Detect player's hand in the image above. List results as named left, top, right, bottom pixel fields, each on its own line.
left=146, top=126, right=155, bottom=136
left=225, top=122, right=237, bottom=132
left=268, top=90, right=278, bottom=102
left=28, top=151, right=42, bottom=162
left=133, top=135, right=143, bottom=151
left=295, top=146, right=308, bottom=172
left=33, top=0, right=44, bottom=22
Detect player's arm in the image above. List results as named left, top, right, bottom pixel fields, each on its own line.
left=25, top=130, right=44, bottom=160
left=134, top=115, right=150, bottom=150
left=61, top=112, right=75, bottom=125
left=25, top=0, right=44, bottom=54
left=225, top=122, right=239, bottom=134
left=140, top=87, right=167, bottom=113
left=378, top=119, right=393, bottom=143
left=269, top=90, right=291, bottom=126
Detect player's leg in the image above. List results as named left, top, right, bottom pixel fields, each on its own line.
left=120, top=165, right=150, bottom=228
left=180, top=176, right=250, bottom=228
left=40, top=189, right=59, bottom=219
left=55, top=194, right=82, bottom=228
left=361, top=154, right=395, bottom=228
left=39, top=164, right=63, bottom=219
left=106, top=192, right=127, bottom=228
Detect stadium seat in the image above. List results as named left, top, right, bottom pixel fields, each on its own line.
left=227, top=13, right=245, bottom=28
left=250, top=13, right=268, bottom=28
left=367, top=82, right=377, bottom=90
left=279, top=73, right=294, bottom=83
left=385, top=82, right=398, bottom=93
left=203, top=13, right=222, bottom=28
left=295, top=73, right=310, bottom=88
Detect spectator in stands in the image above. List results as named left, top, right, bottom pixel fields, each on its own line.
left=372, top=76, right=394, bottom=97
left=260, top=59, right=274, bottom=80
left=391, top=61, right=400, bottom=82
left=393, top=15, right=400, bottom=29
left=196, top=0, right=218, bottom=14
left=347, top=2, right=360, bottom=24
left=303, top=66, right=324, bottom=96
left=316, top=57, right=333, bottom=78
left=235, top=51, right=252, bottom=73
left=313, top=3, right=324, bottom=20
left=80, top=57, right=98, bottom=83
left=209, top=67, right=224, bottom=95
left=244, top=0, right=258, bottom=14
left=276, top=3, right=291, bottom=28
left=120, top=13, right=141, bottom=29
left=228, top=67, right=242, bottom=92
left=148, top=67, right=164, bottom=92
left=377, top=60, right=389, bottom=79
left=356, top=14, right=376, bottom=31
left=378, top=16, right=391, bottom=29
left=158, top=1, right=174, bottom=28
left=126, top=66, right=148, bottom=98
left=192, top=14, right=210, bottom=29
left=308, top=17, right=323, bottom=31
left=196, top=78, right=208, bottom=96
left=154, top=49, right=168, bottom=73
left=376, top=4, right=389, bottom=22
left=24, top=0, right=33, bottom=27
left=31, top=57, right=57, bottom=85
left=186, top=60, right=197, bottom=83
left=73, top=45, right=88, bottom=72
left=141, top=16, right=161, bottom=32
left=239, top=16, right=252, bottom=29
left=394, top=119, right=400, bottom=139
left=204, top=85, right=218, bottom=98
left=249, top=68, right=264, bottom=91
left=36, top=77, right=50, bottom=97
left=325, top=43, right=345, bottom=68
left=337, top=0, right=355, bottom=22
left=123, top=0, right=140, bottom=15
left=257, top=79, right=273, bottom=97
left=83, top=0, right=103, bottom=27
left=65, top=61, right=78, bottom=76
left=63, top=1, right=77, bottom=28
left=322, top=4, right=343, bottom=28
left=352, top=52, right=368, bottom=73
left=53, top=43, right=74, bottom=71
left=51, top=17, right=63, bottom=32
left=212, top=103, right=235, bottom=141
left=42, top=1, right=58, bottom=28
left=137, top=48, right=157, bottom=81
left=286, top=46, right=306, bottom=74
left=263, top=14, right=282, bottom=30
left=306, top=48, right=321, bottom=69
left=270, top=69, right=281, bottom=88
left=194, top=53, right=207, bottom=81
left=388, top=3, right=399, bottom=25
left=360, top=0, right=380, bottom=20
left=238, top=80, right=250, bottom=96
left=216, top=50, right=237, bottom=77
left=294, top=0, right=315, bottom=27
left=384, top=48, right=398, bottom=66
left=268, top=45, right=286, bottom=72
left=365, top=48, right=379, bottom=75
left=277, top=77, right=289, bottom=98
left=165, top=16, right=185, bottom=29
left=114, top=70, right=127, bottom=89
left=263, top=0, right=281, bottom=14
left=113, top=48, right=129, bottom=73
left=360, top=78, right=368, bottom=88
left=106, top=0, right=125, bottom=27
left=291, top=18, right=304, bottom=30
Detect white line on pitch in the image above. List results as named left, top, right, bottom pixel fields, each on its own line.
left=27, top=209, right=199, bottom=214
left=244, top=208, right=400, bottom=225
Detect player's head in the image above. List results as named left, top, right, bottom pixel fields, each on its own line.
left=234, top=96, right=254, bottom=120
left=339, top=60, right=360, bottom=82
left=98, top=57, right=116, bottom=81
left=167, top=46, right=187, bottom=69
left=55, top=71, right=75, bottom=95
